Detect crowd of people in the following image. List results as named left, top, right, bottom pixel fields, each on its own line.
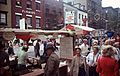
left=70, top=34, right=120, bottom=76
left=0, top=33, right=120, bottom=76
left=0, top=38, right=60, bottom=76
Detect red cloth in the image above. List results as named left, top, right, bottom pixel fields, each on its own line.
left=66, top=24, right=74, bottom=30
left=83, top=30, right=88, bottom=35
left=16, top=35, right=32, bottom=41
left=96, top=57, right=119, bottom=76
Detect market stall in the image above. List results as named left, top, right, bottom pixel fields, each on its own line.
left=0, top=28, right=71, bottom=76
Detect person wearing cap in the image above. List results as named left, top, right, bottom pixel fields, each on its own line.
left=79, top=39, right=89, bottom=56
left=43, top=43, right=60, bottom=76
left=70, top=46, right=86, bottom=76
left=96, top=45, right=119, bottom=76
left=86, top=46, right=100, bottom=76
left=0, top=43, right=11, bottom=76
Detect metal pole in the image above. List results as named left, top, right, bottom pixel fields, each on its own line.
left=105, top=10, right=108, bottom=31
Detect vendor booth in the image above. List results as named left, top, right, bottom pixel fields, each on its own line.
left=0, top=25, right=95, bottom=76
left=0, top=28, right=72, bottom=76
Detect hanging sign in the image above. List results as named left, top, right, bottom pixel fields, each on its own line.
left=3, top=32, right=15, bottom=40
left=65, top=11, right=75, bottom=24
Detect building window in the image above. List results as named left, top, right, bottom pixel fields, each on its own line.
left=26, top=17, right=32, bottom=27
left=79, top=14, right=81, bottom=19
left=82, top=15, right=84, bottom=19
left=16, top=15, right=21, bottom=26
left=36, top=2, right=40, bottom=10
left=36, top=18, right=40, bottom=28
left=16, top=0, right=21, bottom=7
left=27, top=0, right=32, bottom=9
left=0, top=12, right=7, bottom=25
left=0, top=0, right=7, bottom=4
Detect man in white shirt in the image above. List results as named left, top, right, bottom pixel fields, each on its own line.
left=39, top=41, right=45, bottom=58
left=79, top=39, right=89, bottom=56
left=86, top=46, right=100, bottom=76
left=17, top=45, right=31, bottom=71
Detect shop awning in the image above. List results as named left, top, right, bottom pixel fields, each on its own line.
left=71, top=25, right=95, bottom=31
left=0, top=28, right=70, bottom=34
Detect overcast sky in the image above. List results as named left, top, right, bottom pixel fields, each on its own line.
left=102, top=0, right=120, bottom=8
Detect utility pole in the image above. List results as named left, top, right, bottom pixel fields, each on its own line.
left=105, top=10, right=108, bottom=31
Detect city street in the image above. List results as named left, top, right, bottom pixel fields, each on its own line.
left=0, top=0, right=120, bottom=76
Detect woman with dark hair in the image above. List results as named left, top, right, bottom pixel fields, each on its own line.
left=96, top=45, right=119, bottom=76
left=70, top=46, right=86, bottom=76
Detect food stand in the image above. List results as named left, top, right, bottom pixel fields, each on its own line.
left=0, top=28, right=71, bottom=76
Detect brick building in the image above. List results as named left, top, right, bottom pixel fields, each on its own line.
left=0, top=0, right=64, bottom=30
left=0, top=0, right=11, bottom=28
left=11, top=0, right=44, bottom=29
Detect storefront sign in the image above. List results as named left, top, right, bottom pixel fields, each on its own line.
left=65, top=11, right=75, bottom=24
left=60, top=37, right=73, bottom=59
left=22, top=10, right=35, bottom=15
left=3, top=32, right=15, bottom=40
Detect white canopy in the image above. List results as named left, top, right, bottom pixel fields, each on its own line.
left=71, top=25, right=95, bottom=31
left=0, top=28, right=70, bottom=34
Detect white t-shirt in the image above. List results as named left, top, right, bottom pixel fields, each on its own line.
left=86, top=52, right=100, bottom=66
left=17, top=50, right=28, bottom=65
left=79, top=43, right=89, bottom=56
left=39, top=43, right=44, bottom=56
